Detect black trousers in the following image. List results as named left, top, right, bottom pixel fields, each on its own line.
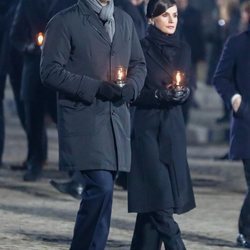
left=0, top=57, right=25, bottom=164
left=131, top=210, right=186, bottom=250
left=24, top=97, right=57, bottom=168
left=239, top=159, right=250, bottom=238
left=70, top=170, right=116, bottom=250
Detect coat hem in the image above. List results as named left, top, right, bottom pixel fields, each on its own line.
left=59, top=164, right=130, bottom=172
left=128, top=204, right=196, bottom=215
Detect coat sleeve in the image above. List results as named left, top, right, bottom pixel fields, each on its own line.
left=213, top=36, right=237, bottom=107
left=40, top=14, right=102, bottom=104
left=10, top=0, right=29, bottom=53
left=126, top=24, right=147, bottom=101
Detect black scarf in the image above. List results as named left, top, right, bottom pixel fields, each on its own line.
left=147, top=25, right=180, bottom=65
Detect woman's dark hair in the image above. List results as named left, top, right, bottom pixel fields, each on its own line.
left=146, top=0, right=177, bottom=18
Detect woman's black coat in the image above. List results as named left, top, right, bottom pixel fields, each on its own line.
left=40, top=1, right=146, bottom=172
left=128, top=34, right=195, bottom=214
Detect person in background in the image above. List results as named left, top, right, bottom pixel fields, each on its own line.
left=128, top=0, right=195, bottom=249
left=213, top=1, right=250, bottom=248
left=207, top=0, right=240, bottom=124
left=115, top=0, right=147, bottom=40
left=0, top=1, right=26, bottom=168
left=10, top=0, right=57, bottom=181
left=177, top=0, right=205, bottom=125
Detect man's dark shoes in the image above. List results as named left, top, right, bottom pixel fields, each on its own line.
left=237, top=234, right=250, bottom=248
left=23, top=165, right=42, bottom=182
left=11, top=161, right=28, bottom=171
left=50, top=180, right=83, bottom=200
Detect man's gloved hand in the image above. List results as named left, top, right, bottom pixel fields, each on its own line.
left=25, top=43, right=41, bottom=54
left=121, top=84, right=134, bottom=102
left=97, top=81, right=122, bottom=101
left=155, top=87, right=190, bottom=104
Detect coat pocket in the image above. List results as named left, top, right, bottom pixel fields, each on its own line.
left=58, top=104, right=95, bottom=137
left=234, top=100, right=250, bottom=123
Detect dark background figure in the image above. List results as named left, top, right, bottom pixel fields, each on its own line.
left=0, top=0, right=26, bottom=168
left=114, top=0, right=147, bottom=40
left=213, top=1, right=250, bottom=247
left=45, top=0, right=77, bottom=19
left=10, top=0, right=57, bottom=181
left=177, top=0, right=205, bottom=124
left=207, top=0, right=240, bottom=124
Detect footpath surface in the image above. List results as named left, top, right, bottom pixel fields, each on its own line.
left=0, top=82, right=247, bottom=250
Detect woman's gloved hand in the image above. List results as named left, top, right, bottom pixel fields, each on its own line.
left=155, top=87, right=190, bottom=104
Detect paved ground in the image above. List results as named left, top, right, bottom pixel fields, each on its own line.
left=0, top=82, right=248, bottom=250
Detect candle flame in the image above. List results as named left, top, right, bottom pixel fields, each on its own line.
left=176, top=71, right=182, bottom=86
left=37, top=32, right=44, bottom=46
left=117, top=69, right=124, bottom=81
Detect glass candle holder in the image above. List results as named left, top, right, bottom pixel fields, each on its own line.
left=173, top=70, right=185, bottom=91
left=114, top=66, right=127, bottom=87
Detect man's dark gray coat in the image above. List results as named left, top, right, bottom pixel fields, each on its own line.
left=40, top=0, right=146, bottom=172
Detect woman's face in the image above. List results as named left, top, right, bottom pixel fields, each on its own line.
left=151, top=5, right=178, bottom=35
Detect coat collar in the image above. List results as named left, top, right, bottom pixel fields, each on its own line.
left=78, top=0, right=121, bottom=49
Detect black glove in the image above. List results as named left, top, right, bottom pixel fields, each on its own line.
left=97, top=81, right=122, bottom=101
left=121, top=84, right=134, bottom=102
left=25, top=43, right=41, bottom=55
left=155, top=87, right=190, bottom=104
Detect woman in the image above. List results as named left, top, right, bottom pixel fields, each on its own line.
left=128, top=0, right=195, bottom=249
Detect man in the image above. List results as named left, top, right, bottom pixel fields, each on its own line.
left=11, top=0, right=57, bottom=181
left=40, top=0, right=146, bottom=248
left=213, top=1, right=250, bottom=248
left=177, top=0, right=206, bottom=124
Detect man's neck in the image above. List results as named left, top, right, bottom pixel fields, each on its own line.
left=98, top=0, right=109, bottom=6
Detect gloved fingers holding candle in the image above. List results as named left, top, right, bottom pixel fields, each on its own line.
left=155, top=70, right=190, bottom=104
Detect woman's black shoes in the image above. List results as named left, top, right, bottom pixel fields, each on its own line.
left=237, top=234, right=250, bottom=248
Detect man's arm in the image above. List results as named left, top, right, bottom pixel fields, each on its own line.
left=125, top=24, right=147, bottom=101
left=40, top=14, right=102, bottom=104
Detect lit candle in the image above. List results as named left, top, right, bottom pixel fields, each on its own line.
left=117, top=68, right=124, bottom=81
left=175, top=71, right=182, bottom=87
left=36, top=32, right=44, bottom=46
left=173, top=70, right=185, bottom=91
left=115, top=66, right=127, bottom=87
